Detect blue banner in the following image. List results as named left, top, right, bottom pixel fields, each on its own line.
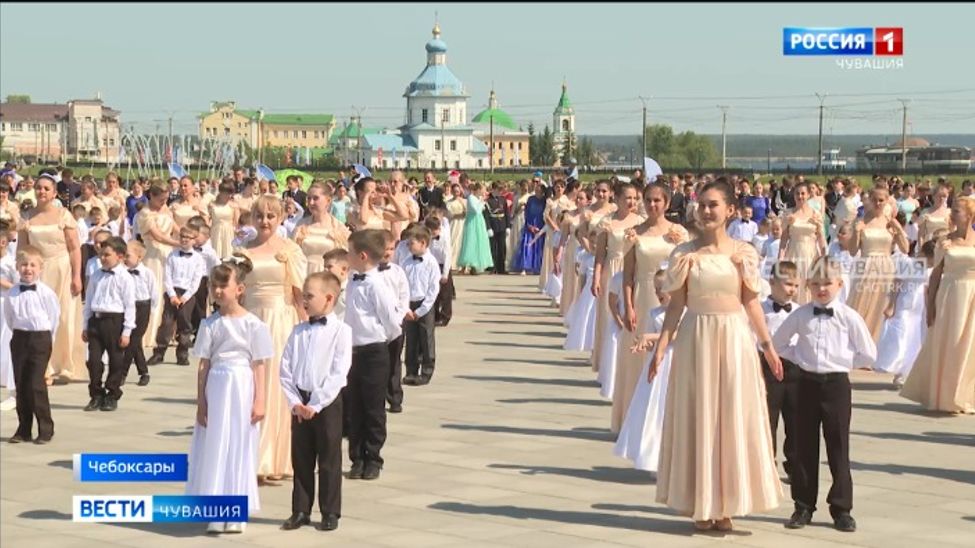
left=73, top=495, right=248, bottom=523
left=783, top=27, right=873, bottom=56
left=74, top=453, right=188, bottom=482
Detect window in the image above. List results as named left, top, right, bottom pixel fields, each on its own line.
left=450, top=140, right=457, bottom=151
left=510, top=142, right=515, bottom=149
left=11, top=123, right=22, bottom=131
left=85, top=117, right=92, bottom=122
left=292, top=131, right=298, bottom=139
left=0, top=122, right=4, bottom=130
left=442, top=109, right=450, bottom=124
left=274, top=130, right=279, bottom=138
left=435, top=140, right=441, bottom=151
left=407, top=160, right=412, bottom=169
left=497, top=142, right=502, bottom=150
left=430, top=160, right=436, bottom=169
left=301, top=130, right=307, bottom=139
left=477, top=159, right=483, bottom=168
left=408, top=111, right=413, bottom=124
left=454, top=161, right=460, bottom=169
left=382, top=160, right=388, bottom=168
left=47, top=123, right=57, bottom=131
left=421, top=109, right=428, bottom=123
left=28, top=123, right=41, bottom=131
left=224, top=128, right=230, bottom=135
left=109, top=138, right=115, bottom=146
left=510, top=159, right=515, bottom=166
left=517, top=142, right=522, bottom=150
left=562, top=119, right=570, bottom=131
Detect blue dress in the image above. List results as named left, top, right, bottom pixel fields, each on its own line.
left=457, top=194, right=495, bottom=272
left=513, top=195, right=547, bottom=274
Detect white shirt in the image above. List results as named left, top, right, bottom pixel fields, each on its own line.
left=85, top=256, right=102, bottom=282
left=393, top=240, right=411, bottom=267
left=164, top=248, right=206, bottom=297
left=83, top=263, right=137, bottom=337
left=105, top=220, right=120, bottom=238
left=76, top=218, right=89, bottom=242
left=3, top=280, right=60, bottom=335
left=761, top=298, right=798, bottom=352
left=378, top=262, right=410, bottom=318
left=727, top=218, right=759, bottom=243
left=344, top=266, right=403, bottom=346
left=772, top=299, right=877, bottom=374
left=127, top=262, right=158, bottom=307
left=428, top=231, right=451, bottom=278
left=752, top=233, right=770, bottom=253
left=402, top=251, right=441, bottom=318
left=334, top=280, right=347, bottom=318
left=196, top=241, right=220, bottom=273
left=279, top=314, right=353, bottom=413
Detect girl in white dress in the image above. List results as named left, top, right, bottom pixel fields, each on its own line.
left=187, top=255, right=274, bottom=535
left=597, top=271, right=625, bottom=399
left=564, top=227, right=597, bottom=352
left=875, top=242, right=934, bottom=386
left=0, top=230, right=17, bottom=410
left=614, top=269, right=671, bottom=472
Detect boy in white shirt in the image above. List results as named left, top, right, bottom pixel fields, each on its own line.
left=122, top=240, right=157, bottom=387
left=377, top=231, right=409, bottom=414
left=774, top=256, right=876, bottom=533
left=322, top=249, right=350, bottom=318
left=189, top=222, right=219, bottom=335
left=762, top=261, right=801, bottom=483
left=149, top=227, right=206, bottom=366
left=401, top=227, right=441, bottom=388
left=424, top=215, right=454, bottom=327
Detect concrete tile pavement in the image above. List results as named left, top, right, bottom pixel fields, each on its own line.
left=2, top=274, right=973, bottom=547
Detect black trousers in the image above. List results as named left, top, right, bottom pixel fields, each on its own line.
left=404, top=301, right=436, bottom=379
left=291, top=389, right=343, bottom=517
left=385, top=335, right=405, bottom=407
left=793, top=370, right=853, bottom=517
left=191, top=276, right=209, bottom=334
left=489, top=228, right=507, bottom=274
left=154, top=288, right=195, bottom=360
left=346, top=342, right=389, bottom=466
left=761, top=354, right=801, bottom=477
left=81, top=243, right=96, bottom=298
left=86, top=313, right=127, bottom=399
left=11, top=330, right=54, bottom=439
left=124, top=301, right=151, bottom=377
left=433, top=267, right=454, bottom=326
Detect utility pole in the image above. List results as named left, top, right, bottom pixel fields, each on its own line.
left=440, top=109, right=446, bottom=169
left=718, top=105, right=729, bottom=169
left=639, top=96, right=649, bottom=159
left=815, top=92, right=827, bottom=175
left=898, top=98, right=910, bottom=173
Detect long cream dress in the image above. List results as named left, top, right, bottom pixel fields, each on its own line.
left=592, top=216, right=643, bottom=372
left=611, top=228, right=686, bottom=433
left=538, top=199, right=558, bottom=291
left=782, top=217, right=821, bottom=304
left=237, top=240, right=307, bottom=477
left=559, top=214, right=583, bottom=319
left=846, top=226, right=895, bottom=342
left=918, top=211, right=951, bottom=247
left=209, top=202, right=237, bottom=259
left=901, top=240, right=975, bottom=413
left=172, top=201, right=202, bottom=229
left=136, top=208, right=175, bottom=348
left=657, top=240, right=783, bottom=520
left=508, top=193, right=530, bottom=270
left=446, top=197, right=466, bottom=269
left=295, top=216, right=350, bottom=275
left=24, top=209, right=87, bottom=380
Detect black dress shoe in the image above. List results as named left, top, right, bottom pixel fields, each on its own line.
left=34, top=436, right=52, bottom=445
left=176, top=357, right=190, bottom=366
left=100, top=397, right=118, bottom=412
left=348, top=461, right=364, bottom=480
left=785, top=508, right=813, bottom=529
left=833, top=513, right=857, bottom=532
left=415, top=375, right=431, bottom=386
left=402, top=375, right=417, bottom=386
left=318, top=514, right=339, bottom=531
left=280, top=512, right=311, bottom=530
left=388, top=403, right=403, bottom=414
left=146, top=354, right=165, bottom=366
left=362, top=462, right=381, bottom=480
left=138, top=375, right=151, bottom=386
left=84, top=396, right=104, bottom=412
left=8, top=434, right=31, bottom=444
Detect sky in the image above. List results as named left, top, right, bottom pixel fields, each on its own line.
left=2, top=2, right=973, bottom=137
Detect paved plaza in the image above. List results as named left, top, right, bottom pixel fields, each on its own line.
left=2, top=274, right=974, bottom=547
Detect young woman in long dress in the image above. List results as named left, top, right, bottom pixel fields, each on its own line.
left=650, top=180, right=784, bottom=531
left=171, top=177, right=209, bottom=229
left=234, top=196, right=308, bottom=481
left=187, top=256, right=273, bottom=534
left=555, top=189, right=592, bottom=320
left=457, top=183, right=495, bottom=274
left=208, top=180, right=240, bottom=260
left=17, top=175, right=87, bottom=383
left=445, top=183, right=468, bottom=270
left=591, top=183, right=643, bottom=373
left=901, top=196, right=975, bottom=414
left=779, top=183, right=826, bottom=304
left=507, top=180, right=530, bottom=271
left=136, top=184, right=179, bottom=349
left=512, top=184, right=548, bottom=275
left=917, top=182, right=953, bottom=251
left=612, top=183, right=686, bottom=434
left=293, top=182, right=350, bottom=275
left=538, top=181, right=566, bottom=290
left=846, top=187, right=909, bottom=342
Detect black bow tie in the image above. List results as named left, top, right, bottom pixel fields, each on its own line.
left=309, top=316, right=328, bottom=326
left=19, top=284, right=36, bottom=291
left=378, top=264, right=391, bottom=272
left=813, top=306, right=834, bottom=318
left=352, top=273, right=367, bottom=282
left=433, top=235, right=440, bottom=241
left=412, top=255, right=424, bottom=262
left=128, top=269, right=139, bottom=276
left=772, top=301, right=792, bottom=313
left=193, top=246, right=203, bottom=252
left=101, top=268, right=115, bottom=275
left=179, top=251, right=193, bottom=258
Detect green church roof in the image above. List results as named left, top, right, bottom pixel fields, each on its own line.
left=472, top=108, right=518, bottom=130
left=554, top=82, right=573, bottom=114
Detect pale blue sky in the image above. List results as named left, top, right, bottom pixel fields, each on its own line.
left=2, top=2, right=973, bottom=135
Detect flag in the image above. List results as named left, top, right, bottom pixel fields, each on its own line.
left=643, top=157, right=663, bottom=183
left=391, top=147, right=398, bottom=168
left=256, top=163, right=276, bottom=182
left=352, top=163, right=371, bottom=179
left=168, top=162, right=187, bottom=179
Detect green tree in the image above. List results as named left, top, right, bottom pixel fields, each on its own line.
left=562, top=131, right=576, bottom=165
left=576, top=137, right=598, bottom=168
left=538, top=125, right=557, bottom=166
left=5, top=95, right=30, bottom=104
left=527, top=122, right=539, bottom=165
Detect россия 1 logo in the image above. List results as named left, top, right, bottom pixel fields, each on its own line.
left=783, top=27, right=903, bottom=56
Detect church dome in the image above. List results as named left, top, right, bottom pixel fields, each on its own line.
left=425, top=22, right=447, bottom=53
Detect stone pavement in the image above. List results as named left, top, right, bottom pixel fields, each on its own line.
left=2, top=274, right=974, bottom=548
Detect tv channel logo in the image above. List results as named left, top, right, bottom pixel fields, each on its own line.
left=783, top=27, right=903, bottom=56
left=73, top=495, right=248, bottom=523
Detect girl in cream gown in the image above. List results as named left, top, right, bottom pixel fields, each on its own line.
left=235, top=197, right=307, bottom=479
left=208, top=182, right=239, bottom=259
left=847, top=188, right=909, bottom=342
left=21, top=205, right=87, bottom=381
left=650, top=182, right=783, bottom=531
left=612, top=184, right=686, bottom=434
left=508, top=183, right=530, bottom=271
left=917, top=183, right=953, bottom=250
left=445, top=188, right=467, bottom=270
left=779, top=183, right=826, bottom=305
left=901, top=198, right=975, bottom=414
left=557, top=190, right=591, bottom=320
left=294, top=183, right=350, bottom=275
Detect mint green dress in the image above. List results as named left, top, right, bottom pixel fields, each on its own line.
left=457, top=194, right=494, bottom=272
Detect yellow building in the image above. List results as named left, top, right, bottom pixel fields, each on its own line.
left=472, top=90, right=530, bottom=168
left=198, top=101, right=336, bottom=150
